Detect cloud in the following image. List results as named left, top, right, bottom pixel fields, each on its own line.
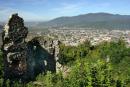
left=0, top=0, right=48, bottom=8
left=18, top=0, right=47, bottom=5
left=51, top=2, right=85, bottom=15
left=50, top=1, right=111, bottom=16
left=0, top=7, right=45, bottom=22
left=94, top=2, right=111, bottom=7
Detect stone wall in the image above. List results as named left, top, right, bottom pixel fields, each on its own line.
left=26, top=36, right=57, bottom=80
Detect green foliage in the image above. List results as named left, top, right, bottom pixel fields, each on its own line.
left=0, top=40, right=130, bottom=87
left=97, top=40, right=130, bottom=81
left=58, top=40, right=130, bottom=86
left=0, top=50, right=3, bottom=86
left=0, top=50, right=3, bottom=78
left=59, top=44, right=77, bottom=65
left=26, top=60, right=127, bottom=87
left=0, top=78, right=3, bottom=87
left=59, top=40, right=91, bottom=65
left=63, top=60, right=126, bottom=87
left=27, top=71, right=63, bottom=87
left=98, top=39, right=128, bottom=64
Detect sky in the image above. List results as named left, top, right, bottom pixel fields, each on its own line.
left=0, top=0, right=130, bottom=21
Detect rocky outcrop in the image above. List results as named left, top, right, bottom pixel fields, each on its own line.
left=1, top=14, right=60, bottom=86
left=2, top=14, right=28, bottom=86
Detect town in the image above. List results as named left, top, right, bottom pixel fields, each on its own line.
left=27, top=29, right=130, bottom=46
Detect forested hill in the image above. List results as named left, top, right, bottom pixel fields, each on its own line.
left=38, top=13, right=130, bottom=29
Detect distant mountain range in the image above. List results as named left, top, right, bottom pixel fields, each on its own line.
left=37, top=13, right=130, bottom=30
left=1, top=13, right=130, bottom=30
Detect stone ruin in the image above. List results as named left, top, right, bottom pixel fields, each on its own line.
left=1, top=14, right=61, bottom=86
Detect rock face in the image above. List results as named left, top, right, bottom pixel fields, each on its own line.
left=1, top=14, right=60, bottom=85
left=2, top=14, right=28, bottom=84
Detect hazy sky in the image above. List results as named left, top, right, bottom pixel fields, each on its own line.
left=0, top=0, right=130, bottom=21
